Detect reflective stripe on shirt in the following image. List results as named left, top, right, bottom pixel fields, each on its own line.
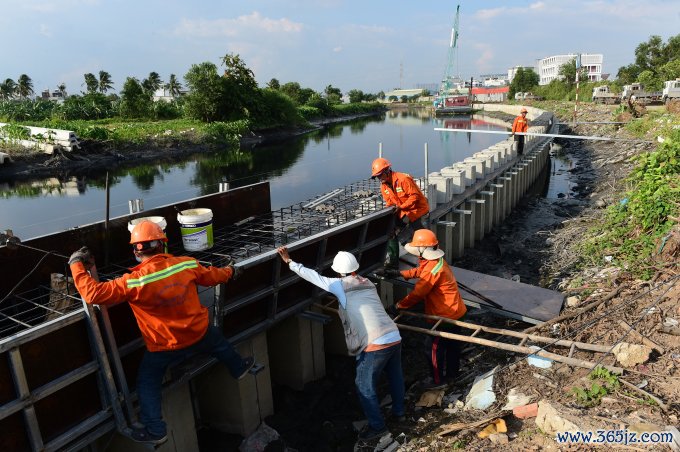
left=127, top=260, right=198, bottom=288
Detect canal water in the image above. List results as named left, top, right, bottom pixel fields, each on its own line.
left=0, top=109, right=511, bottom=240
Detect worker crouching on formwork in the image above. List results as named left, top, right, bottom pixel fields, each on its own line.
left=382, top=229, right=467, bottom=389
left=69, top=221, right=255, bottom=446
left=277, top=246, right=405, bottom=443
left=371, top=157, right=429, bottom=269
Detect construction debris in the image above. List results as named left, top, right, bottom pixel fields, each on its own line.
left=612, top=342, right=652, bottom=367
left=464, top=366, right=498, bottom=410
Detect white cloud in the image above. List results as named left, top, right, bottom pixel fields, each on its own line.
left=473, top=43, right=495, bottom=74
left=39, top=24, right=52, bottom=37
left=529, top=2, right=546, bottom=10
left=475, top=8, right=506, bottom=20
left=333, top=46, right=342, bottom=53
left=174, top=12, right=303, bottom=38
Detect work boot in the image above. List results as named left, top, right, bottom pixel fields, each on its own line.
left=130, top=427, right=168, bottom=446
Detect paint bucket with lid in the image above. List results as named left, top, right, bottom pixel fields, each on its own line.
left=128, top=216, right=168, bottom=252
left=177, top=208, right=213, bottom=251
left=127, top=216, right=167, bottom=234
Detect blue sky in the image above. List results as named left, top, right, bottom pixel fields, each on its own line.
left=1, top=0, right=678, bottom=95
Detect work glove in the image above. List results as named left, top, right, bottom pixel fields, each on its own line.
left=385, top=304, right=400, bottom=317
left=383, top=268, right=401, bottom=278
left=227, top=261, right=243, bottom=281
left=68, top=246, right=94, bottom=268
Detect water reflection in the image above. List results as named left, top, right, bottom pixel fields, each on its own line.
left=0, top=110, right=510, bottom=239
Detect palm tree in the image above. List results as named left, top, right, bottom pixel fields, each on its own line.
left=83, top=73, right=98, bottom=94
left=0, top=78, right=17, bottom=100
left=17, top=74, right=34, bottom=99
left=98, top=71, right=114, bottom=93
left=57, top=82, right=67, bottom=98
left=142, top=72, right=162, bottom=95
left=166, top=74, right=182, bottom=97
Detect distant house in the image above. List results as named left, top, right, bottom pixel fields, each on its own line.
left=40, top=89, right=65, bottom=104
left=152, top=87, right=188, bottom=102
left=537, top=53, right=603, bottom=85
left=471, top=86, right=509, bottom=103
left=479, top=73, right=509, bottom=87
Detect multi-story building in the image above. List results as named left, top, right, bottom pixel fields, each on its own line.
left=507, top=66, right=537, bottom=82
left=537, top=53, right=603, bottom=85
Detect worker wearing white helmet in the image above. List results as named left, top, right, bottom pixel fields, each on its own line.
left=277, top=246, right=405, bottom=443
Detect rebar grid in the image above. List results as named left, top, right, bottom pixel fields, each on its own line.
left=0, top=286, right=82, bottom=339
left=2, top=178, right=411, bottom=338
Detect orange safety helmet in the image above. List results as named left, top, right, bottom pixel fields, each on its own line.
left=130, top=220, right=168, bottom=244
left=408, top=229, right=438, bottom=247
left=520, top=107, right=528, bottom=113
left=371, top=157, right=392, bottom=177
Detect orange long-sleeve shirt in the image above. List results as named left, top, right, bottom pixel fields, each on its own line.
left=71, top=254, right=233, bottom=351
left=380, top=171, right=429, bottom=222
left=512, top=114, right=529, bottom=134
left=396, top=257, right=466, bottom=320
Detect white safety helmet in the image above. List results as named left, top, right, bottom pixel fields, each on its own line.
left=331, top=251, right=360, bottom=275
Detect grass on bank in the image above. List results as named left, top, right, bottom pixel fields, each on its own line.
left=581, top=117, right=680, bottom=279
left=0, top=102, right=384, bottom=153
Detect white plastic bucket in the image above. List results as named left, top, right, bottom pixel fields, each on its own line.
left=177, top=208, right=213, bottom=251
left=127, top=216, right=167, bottom=233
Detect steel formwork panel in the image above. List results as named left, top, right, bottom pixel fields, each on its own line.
left=0, top=179, right=396, bottom=451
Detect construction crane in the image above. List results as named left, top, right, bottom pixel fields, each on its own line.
left=440, top=4, right=461, bottom=94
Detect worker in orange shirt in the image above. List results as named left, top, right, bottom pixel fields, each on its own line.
left=371, top=157, right=429, bottom=268
left=511, top=107, right=529, bottom=155
left=383, top=229, right=466, bottom=388
left=68, top=221, right=255, bottom=446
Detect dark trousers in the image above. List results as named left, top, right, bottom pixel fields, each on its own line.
left=425, top=322, right=462, bottom=385
left=136, top=326, right=247, bottom=436
left=396, top=215, right=425, bottom=245
left=515, top=135, right=525, bottom=155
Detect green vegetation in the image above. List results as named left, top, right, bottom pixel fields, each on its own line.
left=0, top=53, right=386, bottom=153
left=581, top=124, right=680, bottom=278
left=571, top=367, right=620, bottom=407
left=508, top=67, right=539, bottom=100
left=617, top=34, right=680, bottom=85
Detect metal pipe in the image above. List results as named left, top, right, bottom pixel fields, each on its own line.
left=104, top=172, right=110, bottom=267
left=434, top=127, right=654, bottom=143
left=424, top=142, right=429, bottom=188
left=378, top=142, right=383, bottom=157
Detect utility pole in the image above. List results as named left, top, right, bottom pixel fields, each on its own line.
left=400, top=61, right=403, bottom=89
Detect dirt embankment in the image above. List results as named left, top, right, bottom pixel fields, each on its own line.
left=0, top=112, right=382, bottom=182
left=393, top=104, right=679, bottom=451
left=262, top=104, right=679, bottom=452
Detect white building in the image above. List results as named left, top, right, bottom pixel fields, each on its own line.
left=480, top=73, right=509, bottom=87
left=537, top=53, right=603, bottom=85
left=507, top=66, right=537, bottom=82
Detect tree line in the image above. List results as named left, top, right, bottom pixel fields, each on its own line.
left=0, top=54, right=385, bottom=125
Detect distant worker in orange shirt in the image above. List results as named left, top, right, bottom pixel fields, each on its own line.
left=371, top=157, right=429, bottom=268
left=68, top=221, right=255, bottom=446
left=383, top=229, right=466, bottom=388
left=511, top=107, right=529, bottom=155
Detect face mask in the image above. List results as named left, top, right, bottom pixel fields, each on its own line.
left=134, top=253, right=143, bottom=263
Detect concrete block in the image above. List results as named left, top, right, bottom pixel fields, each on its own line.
left=102, top=383, right=199, bottom=452
left=453, top=163, right=476, bottom=186
left=194, top=332, right=273, bottom=437
left=463, top=158, right=486, bottom=179
left=439, top=167, right=465, bottom=194
left=267, top=315, right=326, bottom=390
left=427, top=173, right=453, bottom=204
